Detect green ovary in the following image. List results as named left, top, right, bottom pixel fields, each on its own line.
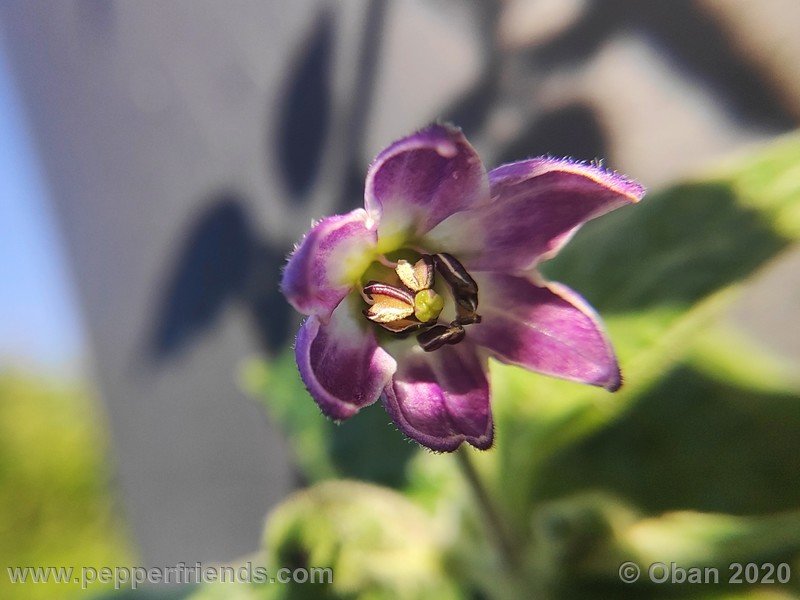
left=413, top=289, right=444, bottom=323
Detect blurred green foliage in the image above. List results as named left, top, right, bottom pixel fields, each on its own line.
left=237, top=133, right=800, bottom=599
left=0, top=372, right=133, bottom=600
left=242, top=354, right=416, bottom=488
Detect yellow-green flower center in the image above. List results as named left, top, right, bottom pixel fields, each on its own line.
left=413, top=289, right=444, bottom=323
left=360, top=251, right=481, bottom=351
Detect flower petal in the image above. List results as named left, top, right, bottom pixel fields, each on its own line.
left=365, top=124, right=489, bottom=243
left=471, top=273, right=621, bottom=391
left=296, top=300, right=396, bottom=420
left=382, top=343, right=492, bottom=451
left=426, top=157, right=644, bottom=271
left=282, top=209, right=377, bottom=318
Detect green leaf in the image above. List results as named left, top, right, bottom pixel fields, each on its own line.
left=534, top=363, right=800, bottom=515
left=263, top=480, right=461, bottom=600
left=686, top=320, right=800, bottom=395
left=527, top=493, right=800, bottom=598
left=541, top=182, right=788, bottom=314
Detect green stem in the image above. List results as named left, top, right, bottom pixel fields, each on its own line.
left=455, top=447, right=520, bottom=574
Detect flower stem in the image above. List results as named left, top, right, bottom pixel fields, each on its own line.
left=455, top=447, right=520, bottom=574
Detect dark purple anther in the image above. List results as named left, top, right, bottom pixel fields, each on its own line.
left=417, top=322, right=466, bottom=352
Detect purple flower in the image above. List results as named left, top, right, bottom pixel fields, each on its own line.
left=281, top=124, right=645, bottom=452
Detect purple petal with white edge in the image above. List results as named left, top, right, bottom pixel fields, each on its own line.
left=471, top=273, right=621, bottom=391
left=365, top=123, right=489, bottom=241
left=282, top=208, right=377, bottom=318
left=382, top=343, right=492, bottom=452
left=426, top=157, right=644, bottom=272
left=296, top=299, right=396, bottom=421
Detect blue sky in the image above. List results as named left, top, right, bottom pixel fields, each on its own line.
left=0, top=41, right=84, bottom=371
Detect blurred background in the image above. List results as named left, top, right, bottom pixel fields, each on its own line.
left=2, top=1, right=800, bottom=598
